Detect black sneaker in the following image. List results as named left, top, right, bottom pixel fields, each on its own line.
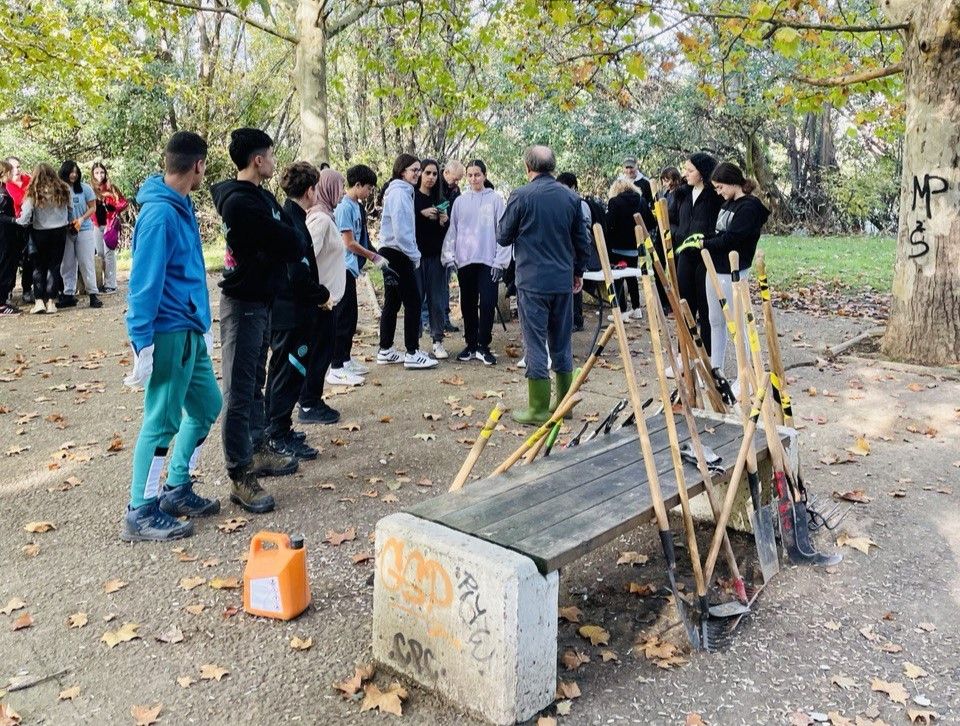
left=444, top=322, right=460, bottom=333
left=229, top=470, right=275, bottom=514
left=89, top=294, right=103, bottom=309
left=475, top=348, right=497, bottom=365
left=298, top=402, right=340, bottom=425
left=159, top=479, right=221, bottom=517
left=120, top=501, right=194, bottom=542
left=456, top=347, right=475, bottom=362
left=58, top=294, right=77, bottom=308
left=289, top=429, right=307, bottom=442
left=252, top=445, right=299, bottom=477
left=269, top=433, right=319, bottom=461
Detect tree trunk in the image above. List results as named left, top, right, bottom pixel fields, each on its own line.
left=295, top=0, right=329, bottom=164
left=881, top=0, right=960, bottom=365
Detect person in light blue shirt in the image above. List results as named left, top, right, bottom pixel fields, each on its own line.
left=57, top=160, right=102, bottom=307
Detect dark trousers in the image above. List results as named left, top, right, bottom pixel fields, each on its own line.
left=20, top=241, right=33, bottom=299
left=458, top=263, right=496, bottom=351
left=332, top=273, right=358, bottom=368
left=31, top=227, right=67, bottom=301
left=676, top=249, right=711, bottom=354
left=219, top=294, right=269, bottom=475
left=611, top=252, right=640, bottom=311
left=418, top=255, right=446, bottom=343
left=265, top=322, right=312, bottom=438
left=573, top=291, right=584, bottom=328
left=0, top=226, right=26, bottom=302
left=378, top=247, right=422, bottom=354
left=299, top=307, right=335, bottom=409
left=517, top=288, right=573, bottom=380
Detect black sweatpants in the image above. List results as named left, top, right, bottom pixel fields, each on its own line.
left=0, top=225, right=26, bottom=302
left=457, top=263, right=497, bottom=351
left=299, top=307, right=336, bottom=409
left=378, top=247, right=421, bottom=354
left=265, top=321, right=312, bottom=438
left=611, top=252, right=640, bottom=311
left=332, top=273, right=357, bottom=368
left=31, top=227, right=67, bottom=301
left=676, top=248, right=711, bottom=354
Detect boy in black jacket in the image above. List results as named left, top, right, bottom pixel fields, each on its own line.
left=212, top=128, right=304, bottom=514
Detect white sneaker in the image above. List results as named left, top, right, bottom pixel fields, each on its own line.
left=343, top=358, right=369, bottom=375
left=30, top=299, right=45, bottom=314
left=632, top=307, right=643, bottom=322
left=45, top=300, right=57, bottom=314
left=325, top=367, right=364, bottom=386
left=664, top=354, right=682, bottom=380
left=432, top=342, right=449, bottom=359
left=608, top=309, right=632, bottom=322
left=404, top=350, right=439, bottom=369
left=376, top=348, right=403, bottom=365
left=730, top=377, right=741, bottom=400
left=517, top=356, right=526, bottom=368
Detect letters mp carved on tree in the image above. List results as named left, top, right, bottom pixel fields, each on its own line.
left=909, top=173, right=949, bottom=260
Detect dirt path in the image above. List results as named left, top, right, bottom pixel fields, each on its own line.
left=1, top=279, right=957, bottom=725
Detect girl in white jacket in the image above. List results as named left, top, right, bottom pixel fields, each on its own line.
left=441, top=160, right=510, bottom=365
left=377, top=153, right=437, bottom=370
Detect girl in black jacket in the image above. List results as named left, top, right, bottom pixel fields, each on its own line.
left=703, top=162, right=770, bottom=373
left=605, top=178, right=655, bottom=321
left=671, top=152, right=722, bottom=375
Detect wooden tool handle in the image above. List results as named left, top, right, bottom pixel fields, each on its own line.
left=491, top=393, right=582, bottom=476
left=450, top=403, right=504, bottom=491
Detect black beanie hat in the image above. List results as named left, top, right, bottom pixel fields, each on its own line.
left=688, top=152, right=717, bottom=182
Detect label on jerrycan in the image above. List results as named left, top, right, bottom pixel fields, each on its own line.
left=249, top=576, right=282, bottom=613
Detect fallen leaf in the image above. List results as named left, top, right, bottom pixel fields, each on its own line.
left=222, top=606, right=240, bottom=619
left=555, top=680, right=581, bottom=700
left=179, top=576, right=206, bottom=591
left=823, top=620, right=842, bottom=631
left=334, top=664, right=376, bottom=696
left=833, top=489, right=871, bottom=504
left=22, top=543, right=39, bottom=557
left=616, top=551, right=649, bottom=566
left=422, top=412, right=442, bottom=420
left=352, top=552, right=373, bottom=565
left=847, top=436, right=870, bottom=456
left=107, top=435, right=124, bottom=452
left=381, top=493, right=399, bottom=504
left=199, top=664, right=230, bottom=682
left=360, top=683, right=406, bottom=716
left=413, top=432, right=436, bottom=441
left=600, top=649, right=619, bottom=662
left=131, top=704, right=162, bottom=726
left=907, top=709, right=939, bottom=724
left=836, top=532, right=879, bottom=554
left=67, top=612, right=88, bottom=629
left=11, top=612, right=33, bottom=631
left=58, top=685, right=80, bottom=701
left=561, top=649, right=590, bottom=671
left=325, top=527, right=356, bottom=546
left=216, top=517, right=249, bottom=533
left=859, top=624, right=880, bottom=642
left=101, top=622, right=141, bottom=648
left=686, top=715, right=708, bottom=726
left=558, top=605, right=582, bottom=623
left=629, top=581, right=656, bottom=596
left=903, top=662, right=928, bottom=679
left=831, top=674, right=857, bottom=690
left=0, top=704, right=22, bottom=725
left=23, top=521, right=56, bottom=533
left=0, top=597, right=26, bottom=615
left=871, top=677, right=908, bottom=705
left=880, top=642, right=903, bottom=653
left=578, top=624, right=609, bottom=646
left=290, top=636, right=313, bottom=651
left=338, top=422, right=361, bottom=432
left=828, top=712, right=853, bottom=726
left=155, top=625, right=185, bottom=644
left=918, top=622, right=936, bottom=632
left=176, top=676, right=195, bottom=689
left=788, top=713, right=810, bottom=726
left=5, top=445, right=30, bottom=457
left=208, top=576, right=241, bottom=590
left=441, top=375, right=466, bottom=386
left=104, top=579, right=128, bottom=594
left=184, top=603, right=206, bottom=615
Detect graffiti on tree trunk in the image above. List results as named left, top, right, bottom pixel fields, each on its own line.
left=907, top=173, right=950, bottom=260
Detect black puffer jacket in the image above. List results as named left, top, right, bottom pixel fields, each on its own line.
left=704, top=195, right=770, bottom=273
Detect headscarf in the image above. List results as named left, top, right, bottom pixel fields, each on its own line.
left=316, top=168, right=345, bottom=218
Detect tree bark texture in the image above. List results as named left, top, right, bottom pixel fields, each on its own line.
left=295, top=0, right=329, bottom=165
left=881, top=0, right=960, bottom=364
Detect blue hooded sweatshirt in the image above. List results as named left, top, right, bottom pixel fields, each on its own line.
left=125, top=174, right=211, bottom=353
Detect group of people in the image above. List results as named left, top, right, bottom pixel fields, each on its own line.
left=90, top=125, right=766, bottom=542
left=0, top=156, right=127, bottom=315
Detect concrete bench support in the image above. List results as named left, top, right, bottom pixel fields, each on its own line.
left=373, top=513, right=559, bottom=725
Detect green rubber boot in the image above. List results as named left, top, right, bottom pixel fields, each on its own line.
left=551, top=371, right=575, bottom=416
left=512, top=378, right=552, bottom=426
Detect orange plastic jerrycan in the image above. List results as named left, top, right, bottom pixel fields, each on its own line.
left=243, top=531, right=311, bottom=620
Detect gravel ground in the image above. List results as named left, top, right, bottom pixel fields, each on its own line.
left=1, top=278, right=957, bottom=726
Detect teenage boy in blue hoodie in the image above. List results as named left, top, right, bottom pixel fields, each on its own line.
left=121, top=131, right=222, bottom=542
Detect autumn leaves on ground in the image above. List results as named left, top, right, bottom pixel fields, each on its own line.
left=1, top=282, right=959, bottom=726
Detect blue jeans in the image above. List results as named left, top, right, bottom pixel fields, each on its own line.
left=517, top=289, right=573, bottom=380
left=417, top=255, right=446, bottom=343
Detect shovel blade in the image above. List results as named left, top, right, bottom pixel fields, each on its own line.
left=750, top=505, right=780, bottom=583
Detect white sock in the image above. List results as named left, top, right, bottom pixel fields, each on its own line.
left=144, top=449, right=167, bottom=501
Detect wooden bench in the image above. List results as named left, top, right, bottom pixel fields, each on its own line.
left=373, top=410, right=792, bottom=725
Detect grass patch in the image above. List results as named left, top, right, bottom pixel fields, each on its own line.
left=759, top=235, right=895, bottom=293
left=117, top=238, right=227, bottom=273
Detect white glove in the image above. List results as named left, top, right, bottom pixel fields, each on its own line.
left=203, top=329, right=214, bottom=354
left=124, top=344, right=155, bottom=387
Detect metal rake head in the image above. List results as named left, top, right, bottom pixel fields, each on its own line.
left=805, top=494, right=851, bottom=532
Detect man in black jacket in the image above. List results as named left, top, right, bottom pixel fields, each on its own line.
left=212, top=128, right=304, bottom=514
left=264, top=162, right=332, bottom=462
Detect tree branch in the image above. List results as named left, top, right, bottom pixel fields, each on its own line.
left=795, top=62, right=903, bottom=87
left=150, top=0, right=298, bottom=44
left=682, top=10, right=908, bottom=33
left=328, top=0, right=409, bottom=38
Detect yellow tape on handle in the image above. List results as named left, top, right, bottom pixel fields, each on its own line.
left=758, top=273, right=771, bottom=301
left=747, top=314, right=761, bottom=353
